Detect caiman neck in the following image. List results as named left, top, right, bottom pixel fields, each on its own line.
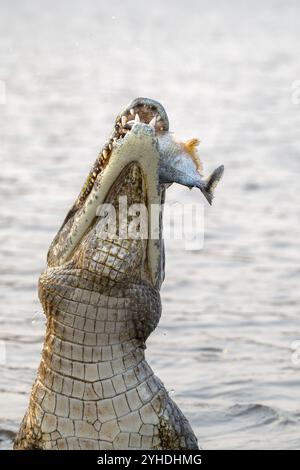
left=38, top=260, right=162, bottom=401
left=39, top=316, right=154, bottom=401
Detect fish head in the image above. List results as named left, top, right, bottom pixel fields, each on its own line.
left=158, top=133, right=204, bottom=190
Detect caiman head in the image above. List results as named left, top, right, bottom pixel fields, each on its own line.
left=46, top=97, right=224, bottom=289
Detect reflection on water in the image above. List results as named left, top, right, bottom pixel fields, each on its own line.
left=1, top=0, right=300, bottom=450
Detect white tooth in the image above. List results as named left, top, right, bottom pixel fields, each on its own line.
left=157, top=115, right=161, bottom=122
left=121, top=115, right=127, bottom=127
left=103, top=149, right=108, bottom=159
left=130, top=108, right=135, bottom=116
left=149, top=116, right=157, bottom=127
left=135, top=113, right=140, bottom=122
left=108, top=143, right=112, bottom=150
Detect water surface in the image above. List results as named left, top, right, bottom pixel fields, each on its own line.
left=0, top=0, right=300, bottom=450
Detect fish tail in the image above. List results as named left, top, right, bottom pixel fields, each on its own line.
left=201, top=165, right=224, bottom=205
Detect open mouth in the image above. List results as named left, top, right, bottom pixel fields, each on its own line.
left=78, top=98, right=169, bottom=208
left=115, top=97, right=169, bottom=135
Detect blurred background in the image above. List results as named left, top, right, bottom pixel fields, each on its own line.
left=0, top=0, right=300, bottom=449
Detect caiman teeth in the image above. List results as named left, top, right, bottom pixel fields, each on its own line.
left=123, top=112, right=160, bottom=132
left=130, top=108, right=135, bottom=116
left=102, top=149, right=108, bottom=159
left=123, top=113, right=141, bottom=130
left=149, top=116, right=157, bottom=127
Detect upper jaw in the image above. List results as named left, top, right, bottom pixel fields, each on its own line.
left=115, top=97, right=169, bottom=136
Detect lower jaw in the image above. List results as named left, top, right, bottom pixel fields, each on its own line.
left=48, top=123, right=164, bottom=288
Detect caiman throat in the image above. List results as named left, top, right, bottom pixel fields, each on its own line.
left=14, top=97, right=224, bottom=450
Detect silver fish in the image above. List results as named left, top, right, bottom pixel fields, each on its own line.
left=158, top=133, right=224, bottom=204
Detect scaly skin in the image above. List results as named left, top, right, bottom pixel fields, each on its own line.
left=14, top=99, right=199, bottom=450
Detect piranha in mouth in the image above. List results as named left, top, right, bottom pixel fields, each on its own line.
left=120, top=104, right=223, bottom=205
left=15, top=98, right=224, bottom=451
left=158, top=132, right=224, bottom=205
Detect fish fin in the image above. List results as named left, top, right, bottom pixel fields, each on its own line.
left=202, top=165, right=224, bottom=205
left=183, top=138, right=203, bottom=172
left=184, top=138, right=200, bottom=154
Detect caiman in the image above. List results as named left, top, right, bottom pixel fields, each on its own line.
left=14, top=98, right=224, bottom=450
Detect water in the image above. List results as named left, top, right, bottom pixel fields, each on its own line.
left=1, top=0, right=300, bottom=450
